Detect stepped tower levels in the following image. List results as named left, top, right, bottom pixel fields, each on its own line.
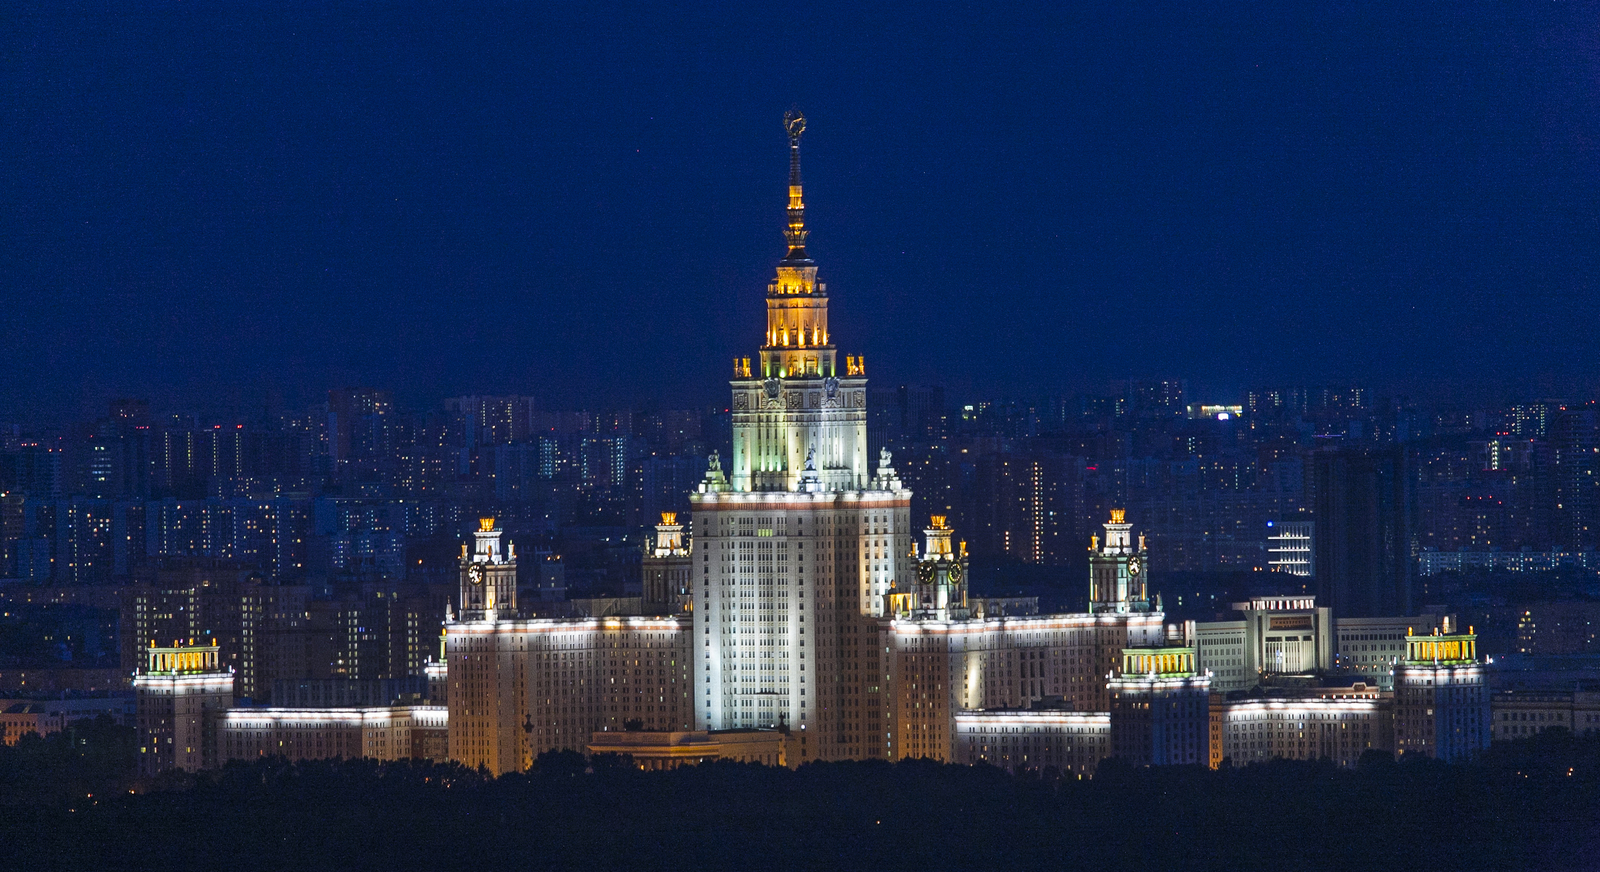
left=692, top=110, right=913, bottom=762
left=729, top=109, right=869, bottom=493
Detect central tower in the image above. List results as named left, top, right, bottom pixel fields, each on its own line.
left=693, top=111, right=911, bottom=761
left=730, top=109, right=869, bottom=493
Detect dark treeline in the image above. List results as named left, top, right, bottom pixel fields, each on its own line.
left=0, top=715, right=138, bottom=805
left=4, top=734, right=1600, bottom=871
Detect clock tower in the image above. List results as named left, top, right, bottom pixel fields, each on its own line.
left=1089, top=509, right=1151, bottom=614
left=897, top=515, right=970, bottom=620
left=459, top=517, right=517, bottom=620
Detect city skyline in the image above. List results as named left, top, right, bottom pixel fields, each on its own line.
left=3, top=7, right=1598, bottom=868
left=5, top=4, right=1599, bottom=421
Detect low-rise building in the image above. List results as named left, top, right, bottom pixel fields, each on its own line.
left=0, top=704, right=65, bottom=745
left=953, top=708, right=1109, bottom=776
left=1491, top=689, right=1600, bottom=741
left=221, top=704, right=448, bottom=762
left=1215, top=683, right=1392, bottom=768
left=586, top=728, right=795, bottom=769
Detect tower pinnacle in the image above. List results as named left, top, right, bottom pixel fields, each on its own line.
left=782, top=108, right=810, bottom=264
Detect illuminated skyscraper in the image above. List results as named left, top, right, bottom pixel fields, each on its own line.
left=691, top=110, right=911, bottom=760
left=440, top=115, right=1176, bottom=773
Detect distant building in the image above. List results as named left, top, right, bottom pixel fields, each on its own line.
left=0, top=704, right=65, bottom=745
left=0, top=697, right=135, bottom=742
left=586, top=729, right=796, bottom=770
left=1514, top=602, right=1600, bottom=655
left=1394, top=624, right=1490, bottom=761
left=1335, top=615, right=1435, bottom=690
left=1193, top=597, right=1435, bottom=693
left=1107, top=640, right=1210, bottom=766
left=640, top=512, right=691, bottom=614
left=1192, top=597, right=1333, bottom=693
left=1491, top=689, right=1600, bottom=741
left=1214, top=683, right=1392, bottom=768
left=953, top=708, right=1110, bottom=776
left=221, top=704, right=447, bottom=763
left=1265, top=520, right=1314, bottom=576
left=1313, top=447, right=1413, bottom=618
left=1418, top=549, right=1600, bottom=577
left=133, top=640, right=234, bottom=774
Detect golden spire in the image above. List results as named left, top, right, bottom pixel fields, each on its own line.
left=781, top=108, right=810, bottom=264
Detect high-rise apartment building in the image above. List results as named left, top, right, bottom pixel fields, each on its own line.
left=1265, top=519, right=1314, bottom=576
left=1313, top=446, right=1413, bottom=618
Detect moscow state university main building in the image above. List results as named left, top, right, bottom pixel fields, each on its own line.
left=446, top=114, right=1180, bottom=775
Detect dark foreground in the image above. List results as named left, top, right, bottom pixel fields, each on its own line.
left=2, top=727, right=1597, bottom=871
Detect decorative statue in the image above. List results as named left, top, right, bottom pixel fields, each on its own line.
left=804, top=446, right=817, bottom=471
left=707, top=450, right=722, bottom=472
left=878, top=447, right=892, bottom=469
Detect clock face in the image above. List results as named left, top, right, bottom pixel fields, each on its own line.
left=1127, top=558, right=1141, bottom=577
left=917, top=562, right=935, bottom=584
left=469, top=564, right=485, bottom=585
left=947, top=560, right=964, bottom=583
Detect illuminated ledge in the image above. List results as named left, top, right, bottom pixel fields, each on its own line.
left=447, top=616, right=689, bottom=634
left=1221, top=698, right=1387, bottom=714
left=223, top=705, right=447, bottom=728
left=955, top=711, right=1111, bottom=727
left=1107, top=676, right=1211, bottom=691
left=585, top=729, right=796, bottom=767
left=890, top=611, right=1165, bottom=635
left=132, top=673, right=235, bottom=691
left=690, top=490, right=910, bottom=508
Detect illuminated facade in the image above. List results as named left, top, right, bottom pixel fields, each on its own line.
left=440, top=118, right=1185, bottom=773
left=888, top=608, right=1164, bottom=762
left=953, top=709, right=1110, bottom=776
left=586, top=728, right=796, bottom=770
left=1265, top=520, right=1314, bottom=576
left=1192, top=598, right=1438, bottom=693
left=689, top=111, right=912, bottom=762
left=641, top=512, right=692, bottom=614
left=1191, top=597, right=1334, bottom=692
left=1394, top=624, right=1490, bottom=761
left=1088, top=509, right=1151, bottom=615
left=221, top=704, right=446, bottom=762
left=1107, top=641, right=1210, bottom=766
left=1215, top=685, right=1392, bottom=768
left=1334, top=615, right=1430, bottom=691
left=0, top=705, right=66, bottom=746
left=446, top=520, right=693, bottom=775
left=133, top=640, right=235, bottom=774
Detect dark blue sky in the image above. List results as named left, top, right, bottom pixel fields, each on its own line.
left=3, top=2, right=1597, bottom=420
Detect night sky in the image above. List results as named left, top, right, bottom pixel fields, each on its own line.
left=3, top=2, right=1598, bottom=420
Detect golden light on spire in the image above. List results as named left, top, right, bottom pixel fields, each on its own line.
left=782, top=108, right=809, bottom=263
left=1110, top=508, right=1126, bottom=524
left=930, top=515, right=949, bottom=529
left=478, top=517, right=496, bottom=532
left=660, top=512, right=678, bottom=526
